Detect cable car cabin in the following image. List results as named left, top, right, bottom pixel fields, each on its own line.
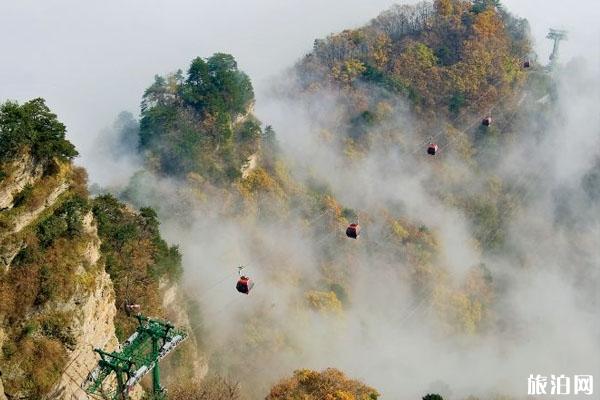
left=482, top=116, right=492, bottom=126
left=236, top=276, right=254, bottom=294
left=427, top=143, right=438, bottom=156
left=125, top=304, right=141, bottom=314
left=523, top=60, right=531, bottom=68
left=346, top=223, right=360, bottom=239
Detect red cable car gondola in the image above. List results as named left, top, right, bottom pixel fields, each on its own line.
left=482, top=116, right=492, bottom=126
left=236, top=276, right=254, bottom=294
left=427, top=143, right=438, bottom=156
left=125, top=303, right=141, bottom=315
left=346, top=223, right=360, bottom=239
left=523, top=60, right=531, bottom=68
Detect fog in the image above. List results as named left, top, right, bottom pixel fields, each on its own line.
left=1, top=0, right=598, bottom=186
left=1, top=1, right=599, bottom=399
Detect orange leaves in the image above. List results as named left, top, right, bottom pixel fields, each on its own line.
left=238, top=167, right=286, bottom=200
left=472, top=9, right=504, bottom=40
left=434, top=0, right=454, bottom=17
left=331, top=59, right=367, bottom=86
left=305, top=290, right=343, bottom=314
left=267, top=368, right=379, bottom=400
left=368, top=33, right=392, bottom=69
left=431, top=264, right=494, bottom=336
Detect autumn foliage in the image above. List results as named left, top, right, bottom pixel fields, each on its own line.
left=297, top=0, right=530, bottom=143
left=267, top=368, right=379, bottom=400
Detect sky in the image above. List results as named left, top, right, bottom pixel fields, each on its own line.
left=1, top=0, right=598, bottom=185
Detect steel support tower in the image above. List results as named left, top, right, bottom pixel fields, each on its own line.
left=82, top=314, right=187, bottom=399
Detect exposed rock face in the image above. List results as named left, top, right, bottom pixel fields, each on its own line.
left=50, top=269, right=118, bottom=400
left=161, top=281, right=208, bottom=383
left=46, top=213, right=118, bottom=399
left=233, top=102, right=255, bottom=125
left=1, top=152, right=190, bottom=399
left=0, top=152, right=44, bottom=210
left=241, top=153, right=258, bottom=179
left=0, top=376, right=7, bottom=400
left=11, top=180, right=69, bottom=234
left=0, top=241, right=22, bottom=270
left=0, top=153, right=69, bottom=272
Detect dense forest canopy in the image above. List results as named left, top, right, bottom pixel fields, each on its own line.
left=139, top=53, right=259, bottom=183
left=295, top=0, right=532, bottom=151
left=266, top=368, right=380, bottom=400
left=0, top=98, right=78, bottom=164
left=92, top=194, right=182, bottom=338
left=107, top=2, right=553, bottom=397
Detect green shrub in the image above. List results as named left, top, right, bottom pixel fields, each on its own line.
left=92, top=195, right=182, bottom=339
left=40, top=312, right=76, bottom=349
left=138, top=53, right=260, bottom=183
left=37, top=215, right=68, bottom=247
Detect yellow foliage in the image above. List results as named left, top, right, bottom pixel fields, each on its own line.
left=472, top=9, right=504, bottom=39
left=322, top=195, right=343, bottom=218
left=305, top=290, right=343, bottom=314
left=392, top=220, right=409, bottom=240
left=343, top=138, right=365, bottom=160
left=375, top=101, right=393, bottom=120
left=434, top=0, right=453, bottom=16
left=331, top=59, right=367, bottom=85
left=267, top=368, right=379, bottom=400
left=238, top=167, right=286, bottom=201
left=445, top=125, right=475, bottom=163
left=451, top=292, right=483, bottom=335
left=369, top=33, right=391, bottom=69
left=433, top=280, right=488, bottom=336
left=326, top=391, right=355, bottom=400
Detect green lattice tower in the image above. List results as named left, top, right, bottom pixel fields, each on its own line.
left=82, top=314, right=187, bottom=399
left=547, top=28, right=568, bottom=68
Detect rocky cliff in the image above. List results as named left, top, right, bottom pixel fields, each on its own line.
left=0, top=98, right=199, bottom=399
left=0, top=149, right=123, bottom=399
left=47, top=213, right=120, bottom=400
left=0, top=152, right=44, bottom=210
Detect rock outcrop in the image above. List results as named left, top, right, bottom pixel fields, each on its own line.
left=0, top=103, right=192, bottom=399
left=0, top=152, right=44, bottom=210
left=49, top=213, right=119, bottom=400
left=0, top=377, right=7, bottom=400
left=0, top=158, right=121, bottom=399
left=161, top=281, right=207, bottom=383
left=11, top=180, right=69, bottom=234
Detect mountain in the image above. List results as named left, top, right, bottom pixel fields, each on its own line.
left=3, top=0, right=590, bottom=398
left=0, top=99, right=200, bottom=399
left=114, top=2, right=533, bottom=390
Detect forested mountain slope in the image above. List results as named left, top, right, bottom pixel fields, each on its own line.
left=0, top=99, right=197, bottom=399
left=108, top=2, right=553, bottom=397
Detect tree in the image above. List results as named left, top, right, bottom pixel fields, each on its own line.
left=182, top=53, right=254, bottom=115
left=138, top=53, right=259, bottom=183
left=472, top=0, right=502, bottom=14
left=0, top=98, right=78, bottom=163
left=434, top=0, right=453, bottom=17
left=267, top=368, right=379, bottom=400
